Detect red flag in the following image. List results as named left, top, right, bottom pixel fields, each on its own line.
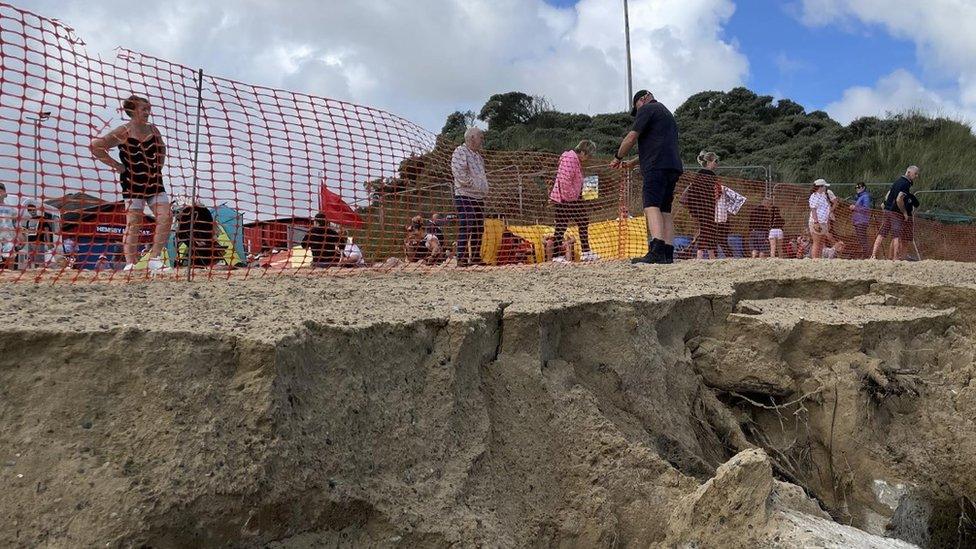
left=318, top=183, right=364, bottom=228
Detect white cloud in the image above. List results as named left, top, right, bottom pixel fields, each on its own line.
left=798, top=0, right=976, bottom=126
left=18, top=0, right=748, bottom=129
left=825, top=69, right=976, bottom=125
left=774, top=52, right=808, bottom=76
left=3, top=0, right=748, bottom=221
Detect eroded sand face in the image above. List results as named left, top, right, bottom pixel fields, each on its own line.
left=3, top=259, right=976, bottom=337
left=2, top=260, right=975, bottom=547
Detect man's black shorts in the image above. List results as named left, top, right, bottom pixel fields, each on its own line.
left=878, top=210, right=912, bottom=239
left=642, top=168, right=682, bottom=213
left=901, top=217, right=914, bottom=241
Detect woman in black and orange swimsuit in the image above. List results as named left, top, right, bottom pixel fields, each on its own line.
left=90, top=95, right=172, bottom=270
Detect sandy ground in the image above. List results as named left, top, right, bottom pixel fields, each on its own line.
left=2, top=259, right=975, bottom=342
left=2, top=258, right=975, bottom=547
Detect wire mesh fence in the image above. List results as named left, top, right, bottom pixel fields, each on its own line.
left=1, top=3, right=973, bottom=283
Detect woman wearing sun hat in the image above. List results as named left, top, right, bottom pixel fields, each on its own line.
left=808, top=179, right=832, bottom=259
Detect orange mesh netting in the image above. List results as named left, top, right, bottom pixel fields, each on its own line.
left=1, top=3, right=973, bottom=283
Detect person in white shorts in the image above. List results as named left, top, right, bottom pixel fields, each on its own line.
left=768, top=228, right=784, bottom=255
left=90, top=94, right=172, bottom=271
left=808, top=179, right=832, bottom=259
left=767, top=198, right=785, bottom=258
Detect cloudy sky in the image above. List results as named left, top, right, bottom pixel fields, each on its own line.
left=14, top=0, right=976, bottom=131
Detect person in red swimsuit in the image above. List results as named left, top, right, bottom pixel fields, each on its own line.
left=90, top=95, right=172, bottom=271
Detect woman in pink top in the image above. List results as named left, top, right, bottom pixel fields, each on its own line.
left=550, top=139, right=598, bottom=262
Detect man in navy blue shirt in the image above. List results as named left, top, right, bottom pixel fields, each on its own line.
left=610, top=90, right=683, bottom=264
left=871, top=165, right=919, bottom=260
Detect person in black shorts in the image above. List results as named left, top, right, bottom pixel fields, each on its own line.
left=91, top=95, right=172, bottom=271
left=901, top=190, right=920, bottom=260
left=871, top=165, right=919, bottom=260
left=610, top=90, right=683, bottom=264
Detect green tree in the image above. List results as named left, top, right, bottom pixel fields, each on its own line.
left=477, top=92, right=535, bottom=131
left=435, top=87, right=976, bottom=217
left=441, top=110, right=476, bottom=141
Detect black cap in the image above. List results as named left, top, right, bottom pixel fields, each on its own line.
left=630, top=89, right=651, bottom=116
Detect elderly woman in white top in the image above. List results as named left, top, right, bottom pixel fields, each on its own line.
left=808, top=179, right=833, bottom=259
left=450, top=127, right=489, bottom=267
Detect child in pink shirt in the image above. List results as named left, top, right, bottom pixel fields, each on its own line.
left=550, top=140, right=599, bottom=262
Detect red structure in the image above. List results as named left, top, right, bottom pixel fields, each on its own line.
left=243, top=218, right=314, bottom=253
left=242, top=186, right=361, bottom=253
left=60, top=201, right=155, bottom=243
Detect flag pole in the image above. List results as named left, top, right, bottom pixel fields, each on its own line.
left=624, top=0, right=633, bottom=109
left=187, top=68, right=205, bottom=281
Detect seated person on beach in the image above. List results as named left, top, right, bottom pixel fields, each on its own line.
left=405, top=215, right=445, bottom=263
left=337, top=229, right=367, bottom=268
left=94, top=253, right=115, bottom=272
left=174, top=203, right=225, bottom=267
left=427, top=213, right=447, bottom=247
left=301, top=213, right=342, bottom=267
left=821, top=239, right=846, bottom=259
left=794, top=232, right=846, bottom=259
left=793, top=233, right=810, bottom=259
left=404, top=220, right=428, bottom=262
left=818, top=228, right=848, bottom=259
left=424, top=216, right=448, bottom=262
left=19, top=200, right=59, bottom=269
left=497, top=230, right=535, bottom=266
left=544, top=234, right=578, bottom=263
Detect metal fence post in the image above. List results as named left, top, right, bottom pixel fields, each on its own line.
left=187, top=68, right=205, bottom=281
left=618, top=169, right=630, bottom=259
left=517, top=167, right=523, bottom=217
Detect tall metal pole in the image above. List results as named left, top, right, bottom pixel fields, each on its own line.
left=187, top=68, right=205, bottom=281
left=33, top=121, right=40, bottom=201
left=624, top=0, right=634, bottom=109
left=26, top=111, right=51, bottom=203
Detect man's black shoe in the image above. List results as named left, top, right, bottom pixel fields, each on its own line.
left=631, top=252, right=664, bottom=264
left=664, top=243, right=674, bottom=264
left=631, top=239, right=666, bottom=264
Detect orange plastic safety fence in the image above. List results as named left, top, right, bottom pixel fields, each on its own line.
left=1, top=3, right=973, bottom=284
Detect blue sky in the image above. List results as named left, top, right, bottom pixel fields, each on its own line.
left=547, top=0, right=923, bottom=115
left=727, top=1, right=920, bottom=109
